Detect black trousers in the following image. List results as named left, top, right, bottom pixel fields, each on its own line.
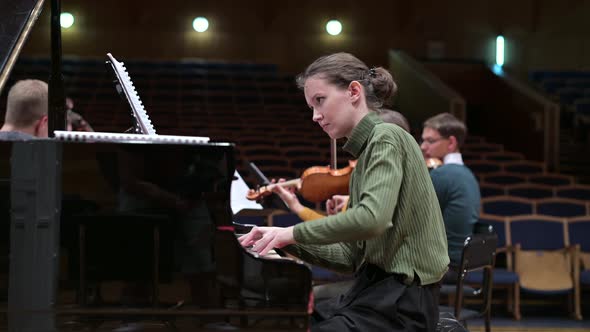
left=311, top=263, right=440, bottom=332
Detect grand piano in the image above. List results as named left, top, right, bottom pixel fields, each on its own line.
left=0, top=0, right=311, bottom=331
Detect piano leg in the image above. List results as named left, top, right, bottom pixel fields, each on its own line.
left=8, top=142, right=62, bottom=332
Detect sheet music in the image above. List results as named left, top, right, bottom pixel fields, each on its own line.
left=54, top=130, right=209, bottom=145
left=231, top=170, right=263, bottom=214
left=106, top=53, right=156, bottom=135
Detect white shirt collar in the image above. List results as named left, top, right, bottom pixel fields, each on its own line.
left=443, top=152, right=464, bottom=165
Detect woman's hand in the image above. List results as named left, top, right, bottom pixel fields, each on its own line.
left=238, top=226, right=295, bottom=256
left=272, top=179, right=304, bottom=214
left=326, top=195, right=349, bottom=215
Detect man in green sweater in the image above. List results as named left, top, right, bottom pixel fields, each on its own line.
left=240, top=53, right=449, bottom=331
left=421, top=112, right=481, bottom=267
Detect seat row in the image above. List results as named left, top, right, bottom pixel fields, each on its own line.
left=481, top=196, right=590, bottom=218
left=467, top=160, right=546, bottom=175
left=479, top=171, right=576, bottom=186
left=480, top=183, right=590, bottom=200
left=476, top=214, right=589, bottom=320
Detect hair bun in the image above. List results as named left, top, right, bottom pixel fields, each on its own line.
left=371, top=67, right=397, bottom=103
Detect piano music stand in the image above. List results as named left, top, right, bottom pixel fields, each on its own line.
left=105, top=53, right=156, bottom=136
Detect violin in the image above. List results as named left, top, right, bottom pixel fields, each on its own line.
left=246, top=160, right=356, bottom=203
left=246, top=139, right=355, bottom=203
left=425, top=158, right=443, bottom=170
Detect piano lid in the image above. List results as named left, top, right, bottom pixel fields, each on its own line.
left=0, top=0, right=45, bottom=94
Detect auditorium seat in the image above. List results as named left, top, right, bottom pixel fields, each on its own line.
left=462, top=142, right=504, bottom=153
left=481, top=196, right=534, bottom=217
left=283, top=146, right=327, bottom=159
left=567, top=216, right=590, bottom=318
left=529, top=173, right=575, bottom=187
left=535, top=198, right=588, bottom=218
left=481, top=172, right=527, bottom=186
left=502, top=160, right=546, bottom=175
left=290, top=156, right=331, bottom=171
left=464, top=135, right=486, bottom=144
left=506, top=184, right=554, bottom=199
left=483, top=151, right=525, bottom=162
left=510, top=215, right=581, bottom=320
left=480, top=184, right=506, bottom=198
left=555, top=184, right=590, bottom=201
left=465, top=160, right=502, bottom=175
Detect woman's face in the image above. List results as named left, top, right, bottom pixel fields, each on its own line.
left=304, top=76, right=358, bottom=139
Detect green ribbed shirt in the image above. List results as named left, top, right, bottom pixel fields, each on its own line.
left=286, top=112, right=449, bottom=285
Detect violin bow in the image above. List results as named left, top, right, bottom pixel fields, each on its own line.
left=330, top=138, right=338, bottom=170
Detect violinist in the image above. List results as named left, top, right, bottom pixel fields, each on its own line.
left=66, top=97, right=94, bottom=132
left=273, top=109, right=412, bottom=221
left=420, top=112, right=481, bottom=269
left=239, top=53, right=448, bottom=331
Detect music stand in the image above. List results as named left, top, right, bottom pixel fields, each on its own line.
left=105, top=53, right=156, bottom=135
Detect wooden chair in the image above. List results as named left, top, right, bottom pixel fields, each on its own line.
left=567, top=216, right=590, bottom=319
left=510, top=215, right=581, bottom=320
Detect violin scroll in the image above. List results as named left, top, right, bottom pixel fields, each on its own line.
left=425, top=158, right=443, bottom=170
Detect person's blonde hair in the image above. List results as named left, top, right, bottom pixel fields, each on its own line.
left=5, top=79, right=48, bottom=128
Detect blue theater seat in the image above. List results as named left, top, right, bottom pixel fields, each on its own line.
left=536, top=198, right=588, bottom=217
left=481, top=196, right=534, bottom=216
left=510, top=215, right=581, bottom=319
left=506, top=184, right=554, bottom=199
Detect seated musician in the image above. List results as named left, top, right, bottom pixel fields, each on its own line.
left=273, top=109, right=411, bottom=221
left=239, top=53, right=449, bottom=331
left=0, top=79, right=48, bottom=140
left=420, top=112, right=480, bottom=270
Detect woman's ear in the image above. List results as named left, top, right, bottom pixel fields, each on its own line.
left=348, top=81, right=362, bottom=103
